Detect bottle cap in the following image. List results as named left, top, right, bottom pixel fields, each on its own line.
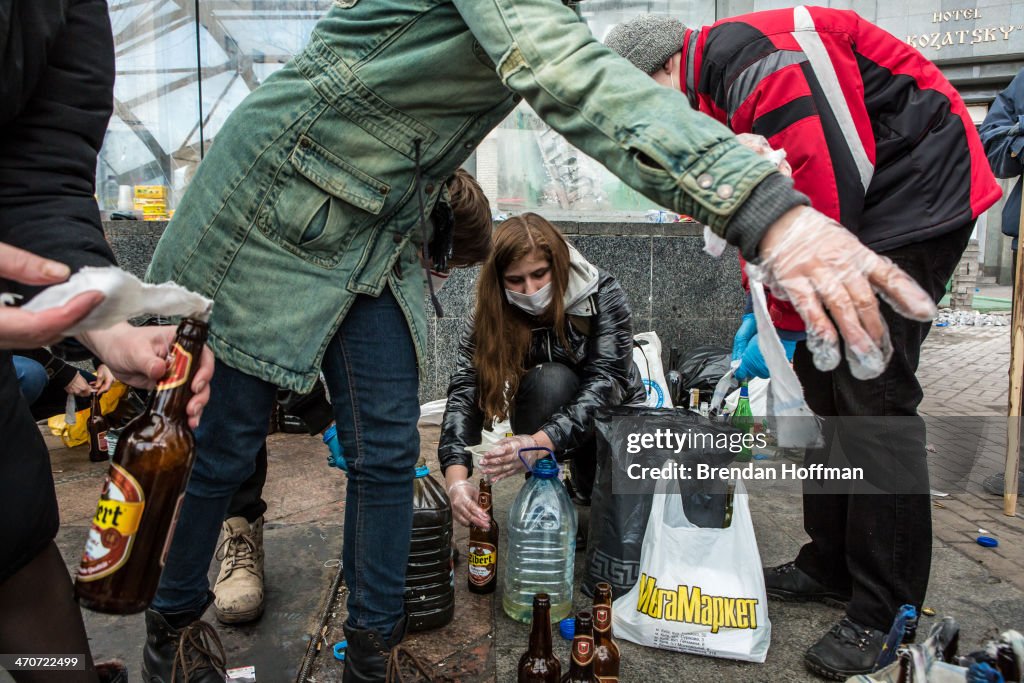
left=414, top=464, right=429, bottom=478
left=976, top=535, right=999, bottom=548
left=332, top=640, right=347, bottom=661
left=559, top=617, right=575, bottom=641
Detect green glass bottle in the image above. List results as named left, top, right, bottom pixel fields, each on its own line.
left=731, top=382, right=754, bottom=463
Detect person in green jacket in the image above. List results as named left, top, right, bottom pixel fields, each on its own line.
left=143, top=1, right=938, bottom=681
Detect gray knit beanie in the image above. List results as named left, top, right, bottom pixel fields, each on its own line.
left=604, top=14, right=686, bottom=75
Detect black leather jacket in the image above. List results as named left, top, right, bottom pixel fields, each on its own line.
left=438, top=269, right=645, bottom=473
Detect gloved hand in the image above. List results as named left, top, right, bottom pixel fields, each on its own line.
left=735, top=333, right=797, bottom=381
left=446, top=479, right=490, bottom=529
left=478, top=434, right=540, bottom=483
left=731, top=313, right=757, bottom=361
left=753, top=206, right=935, bottom=379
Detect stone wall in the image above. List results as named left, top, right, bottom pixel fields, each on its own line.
left=103, top=220, right=744, bottom=402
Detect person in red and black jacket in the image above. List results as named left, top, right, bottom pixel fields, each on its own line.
left=607, top=9, right=1000, bottom=679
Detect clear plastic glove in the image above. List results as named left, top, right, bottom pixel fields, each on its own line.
left=478, top=434, right=540, bottom=484
left=447, top=479, right=490, bottom=529
left=731, top=313, right=757, bottom=361
left=753, top=206, right=935, bottom=379
left=735, top=334, right=797, bottom=381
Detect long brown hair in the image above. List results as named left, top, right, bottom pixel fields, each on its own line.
left=473, top=213, right=571, bottom=425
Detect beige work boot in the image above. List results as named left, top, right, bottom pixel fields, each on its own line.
left=213, top=516, right=265, bottom=624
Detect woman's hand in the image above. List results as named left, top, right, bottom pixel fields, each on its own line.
left=64, top=372, right=92, bottom=397
left=479, top=433, right=553, bottom=483
left=91, top=364, right=115, bottom=393
left=447, top=479, right=490, bottom=529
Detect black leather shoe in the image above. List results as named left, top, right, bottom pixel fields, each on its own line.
left=763, top=562, right=850, bottom=607
left=804, top=617, right=886, bottom=680
left=142, top=606, right=227, bottom=682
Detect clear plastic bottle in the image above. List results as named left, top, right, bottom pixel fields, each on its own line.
left=503, top=448, right=577, bottom=624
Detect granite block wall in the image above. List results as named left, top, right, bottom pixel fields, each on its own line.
left=103, top=220, right=745, bottom=403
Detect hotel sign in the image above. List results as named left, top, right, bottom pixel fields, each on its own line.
left=902, top=6, right=1023, bottom=57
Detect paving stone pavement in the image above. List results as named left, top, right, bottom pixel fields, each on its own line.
left=916, top=322, right=1024, bottom=595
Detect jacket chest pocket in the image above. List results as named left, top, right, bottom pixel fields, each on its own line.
left=257, top=134, right=389, bottom=268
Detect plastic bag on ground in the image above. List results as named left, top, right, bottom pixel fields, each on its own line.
left=612, top=479, right=771, bottom=662
left=633, top=331, right=673, bottom=408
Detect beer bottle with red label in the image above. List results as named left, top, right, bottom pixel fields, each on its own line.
left=518, top=593, right=561, bottom=682
left=88, top=390, right=110, bottom=462
left=562, top=611, right=596, bottom=683
left=468, top=478, right=499, bottom=594
left=592, top=582, right=620, bottom=682
left=75, top=318, right=208, bottom=614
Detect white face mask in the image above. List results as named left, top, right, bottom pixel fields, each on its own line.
left=505, top=282, right=553, bottom=316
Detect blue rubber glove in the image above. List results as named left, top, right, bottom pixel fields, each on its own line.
left=736, top=334, right=798, bottom=381
left=731, top=313, right=757, bottom=361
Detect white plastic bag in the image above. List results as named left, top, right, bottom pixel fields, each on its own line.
left=612, top=480, right=771, bottom=662
left=747, top=277, right=822, bottom=448
left=632, top=331, right=673, bottom=409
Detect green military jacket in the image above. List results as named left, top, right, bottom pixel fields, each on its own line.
left=148, top=0, right=791, bottom=392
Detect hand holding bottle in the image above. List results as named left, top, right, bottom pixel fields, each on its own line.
left=447, top=479, right=490, bottom=529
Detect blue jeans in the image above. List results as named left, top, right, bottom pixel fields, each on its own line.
left=12, top=356, right=48, bottom=405
left=153, top=288, right=420, bottom=634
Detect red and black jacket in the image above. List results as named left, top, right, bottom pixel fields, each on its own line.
left=682, top=7, right=1001, bottom=330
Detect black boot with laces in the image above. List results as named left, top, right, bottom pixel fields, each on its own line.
left=804, top=616, right=886, bottom=680
left=763, top=561, right=851, bottom=606
left=142, top=600, right=227, bottom=683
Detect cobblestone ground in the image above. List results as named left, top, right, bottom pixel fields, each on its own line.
left=917, top=322, right=1024, bottom=592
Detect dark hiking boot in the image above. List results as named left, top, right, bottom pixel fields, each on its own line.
left=343, top=617, right=434, bottom=682
left=764, top=561, right=850, bottom=607
left=804, top=616, right=886, bottom=680
left=142, top=605, right=227, bottom=682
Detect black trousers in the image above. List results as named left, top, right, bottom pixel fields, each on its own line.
left=510, top=362, right=596, bottom=497
left=0, top=352, right=60, bottom=583
left=793, top=221, right=973, bottom=632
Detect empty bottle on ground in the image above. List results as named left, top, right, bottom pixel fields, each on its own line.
left=503, top=448, right=577, bottom=623
left=518, top=592, right=561, bottom=682
left=592, top=582, right=620, bottom=681
left=88, top=390, right=110, bottom=463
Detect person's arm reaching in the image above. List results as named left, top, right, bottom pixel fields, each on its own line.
left=452, top=0, right=936, bottom=377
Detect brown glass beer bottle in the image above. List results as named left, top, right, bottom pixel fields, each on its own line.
left=562, top=611, right=596, bottom=683
left=88, top=391, right=110, bottom=462
left=518, top=593, right=561, bottom=682
left=75, top=318, right=208, bottom=614
left=468, top=478, right=499, bottom=594
left=592, top=582, right=621, bottom=682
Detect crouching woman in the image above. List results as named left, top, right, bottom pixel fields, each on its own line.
left=438, top=213, right=645, bottom=528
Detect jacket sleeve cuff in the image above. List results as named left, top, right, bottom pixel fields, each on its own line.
left=725, top=174, right=809, bottom=263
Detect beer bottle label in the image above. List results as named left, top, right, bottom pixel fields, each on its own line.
left=467, top=541, right=496, bottom=585
left=78, top=464, right=146, bottom=581
left=97, top=431, right=108, bottom=452
left=594, top=605, right=612, bottom=632
left=572, top=635, right=594, bottom=665
left=156, top=343, right=192, bottom=392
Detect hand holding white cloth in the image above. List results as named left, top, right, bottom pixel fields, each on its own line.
left=20, top=266, right=213, bottom=335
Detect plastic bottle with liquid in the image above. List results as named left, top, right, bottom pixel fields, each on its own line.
left=503, top=448, right=577, bottom=624
left=404, top=461, right=455, bottom=632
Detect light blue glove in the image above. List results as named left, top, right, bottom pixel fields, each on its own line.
left=731, top=313, right=757, bottom=361
left=736, top=334, right=798, bottom=381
